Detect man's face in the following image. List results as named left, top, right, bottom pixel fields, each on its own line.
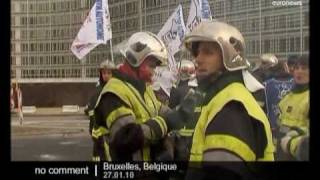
left=100, top=69, right=112, bottom=82
left=293, top=64, right=309, bottom=84
left=193, top=42, right=224, bottom=80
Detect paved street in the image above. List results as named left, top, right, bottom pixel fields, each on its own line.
left=11, top=115, right=93, bottom=161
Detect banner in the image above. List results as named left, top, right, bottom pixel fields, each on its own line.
left=158, top=4, right=186, bottom=55
left=153, top=66, right=177, bottom=97
left=71, top=0, right=112, bottom=60
left=157, top=4, right=186, bottom=74
left=186, top=0, right=213, bottom=33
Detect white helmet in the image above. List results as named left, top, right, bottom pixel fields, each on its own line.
left=183, top=20, right=249, bottom=71
left=121, top=32, right=168, bottom=67
left=249, top=54, right=279, bottom=72
left=259, top=53, right=278, bottom=69
left=177, top=59, right=196, bottom=81
left=99, top=60, right=116, bottom=70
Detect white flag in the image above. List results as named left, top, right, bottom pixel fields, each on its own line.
left=153, top=66, right=177, bottom=97
left=168, top=53, right=178, bottom=74
left=157, top=4, right=186, bottom=74
left=186, top=0, right=213, bottom=33
left=71, top=0, right=112, bottom=60
left=158, top=4, right=186, bottom=55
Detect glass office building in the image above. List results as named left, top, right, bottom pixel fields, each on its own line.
left=10, top=0, right=309, bottom=105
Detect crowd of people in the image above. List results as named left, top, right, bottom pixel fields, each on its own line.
left=85, top=20, right=309, bottom=179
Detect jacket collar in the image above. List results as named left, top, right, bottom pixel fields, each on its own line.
left=199, top=71, right=244, bottom=105
left=292, top=83, right=309, bottom=93
left=112, top=70, right=146, bottom=96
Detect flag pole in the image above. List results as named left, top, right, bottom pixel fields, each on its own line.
left=109, top=40, right=114, bottom=63
left=107, top=0, right=113, bottom=63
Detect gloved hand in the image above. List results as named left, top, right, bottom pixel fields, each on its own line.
left=151, top=137, right=174, bottom=161
left=179, top=89, right=198, bottom=115
left=280, top=130, right=299, bottom=154
left=110, top=123, right=144, bottom=156
left=164, top=109, right=186, bottom=131
left=295, top=135, right=309, bottom=161
left=164, top=89, right=200, bottom=131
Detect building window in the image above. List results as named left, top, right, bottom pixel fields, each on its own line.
left=264, top=39, right=270, bottom=53
left=21, top=3, right=26, bottom=12
left=304, top=36, right=309, bottom=51
left=288, top=14, right=294, bottom=28
left=295, top=37, right=300, bottom=51
left=21, top=17, right=27, bottom=26
left=275, top=38, right=280, bottom=53
left=11, top=69, right=16, bottom=78
left=10, top=30, right=14, bottom=40
left=274, top=16, right=279, bottom=30
left=304, top=12, right=309, bottom=26
left=11, top=3, right=15, bottom=13
left=279, top=15, right=286, bottom=29
left=11, top=43, right=15, bottom=52
left=21, top=43, right=28, bottom=52
left=264, top=16, right=270, bottom=30
left=11, top=56, right=16, bottom=65
left=86, top=68, right=98, bottom=78
left=279, top=38, right=286, bottom=52
left=289, top=37, right=295, bottom=52
left=126, top=2, right=137, bottom=15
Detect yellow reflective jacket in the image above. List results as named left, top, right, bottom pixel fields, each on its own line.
left=190, top=82, right=275, bottom=161
left=278, top=89, right=309, bottom=133
left=94, top=77, right=167, bottom=161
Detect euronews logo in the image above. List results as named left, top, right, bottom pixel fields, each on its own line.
left=272, top=1, right=302, bottom=6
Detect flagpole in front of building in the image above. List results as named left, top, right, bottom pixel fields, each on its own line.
left=109, top=39, right=114, bottom=63
left=139, top=0, right=142, bottom=31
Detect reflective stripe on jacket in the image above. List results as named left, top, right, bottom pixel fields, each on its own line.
left=190, top=82, right=275, bottom=162
left=278, top=90, right=309, bottom=133
left=95, top=77, right=167, bottom=161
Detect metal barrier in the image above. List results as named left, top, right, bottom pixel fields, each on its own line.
left=22, top=106, right=37, bottom=114
left=62, top=105, right=80, bottom=113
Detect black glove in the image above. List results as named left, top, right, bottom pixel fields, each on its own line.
left=179, top=89, right=197, bottom=114
left=296, top=136, right=309, bottom=161
left=165, top=89, right=200, bottom=131
left=164, top=109, right=186, bottom=131
left=151, top=137, right=174, bottom=161
left=110, top=123, right=144, bottom=156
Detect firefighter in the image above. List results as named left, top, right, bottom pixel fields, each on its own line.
left=250, top=53, right=280, bottom=110
left=85, top=60, right=116, bottom=161
left=93, top=32, right=189, bottom=163
left=165, top=59, right=203, bottom=180
left=182, top=20, right=274, bottom=179
left=169, top=59, right=197, bottom=109
left=262, top=55, right=294, bottom=149
left=167, top=59, right=200, bottom=162
left=278, top=55, right=309, bottom=161
left=251, top=53, right=279, bottom=83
